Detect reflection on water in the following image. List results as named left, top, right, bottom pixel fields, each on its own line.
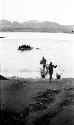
left=0, top=32, right=74, bottom=78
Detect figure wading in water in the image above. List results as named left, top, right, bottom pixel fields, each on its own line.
left=40, top=57, right=48, bottom=78
left=48, top=62, right=57, bottom=81
left=40, top=57, right=47, bottom=69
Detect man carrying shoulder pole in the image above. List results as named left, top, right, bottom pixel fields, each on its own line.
left=48, top=62, right=57, bottom=81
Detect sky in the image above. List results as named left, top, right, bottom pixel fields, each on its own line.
left=0, top=0, right=74, bottom=25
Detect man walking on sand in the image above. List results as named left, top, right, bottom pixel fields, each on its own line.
left=48, top=62, right=57, bottom=81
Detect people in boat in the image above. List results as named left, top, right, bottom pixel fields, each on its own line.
left=48, top=62, right=57, bottom=81
left=21, top=44, right=30, bottom=48
left=18, top=44, right=32, bottom=50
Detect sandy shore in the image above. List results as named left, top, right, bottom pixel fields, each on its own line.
left=1, top=77, right=74, bottom=125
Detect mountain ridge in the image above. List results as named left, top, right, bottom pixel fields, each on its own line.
left=0, top=19, right=74, bottom=33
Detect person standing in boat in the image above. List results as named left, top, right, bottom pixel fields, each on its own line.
left=48, top=62, right=57, bottom=81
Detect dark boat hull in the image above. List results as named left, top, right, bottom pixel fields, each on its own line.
left=18, top=45, right=33, bottom=51
left=18, top=47, right=33, bottom=51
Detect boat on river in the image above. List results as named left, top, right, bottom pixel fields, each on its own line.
left=18, top=44, right=33, bottom=51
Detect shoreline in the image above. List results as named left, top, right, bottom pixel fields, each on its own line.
left=0, top=31, right=74, bottom=35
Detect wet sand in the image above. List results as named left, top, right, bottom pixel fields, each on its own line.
left=1, top=78, right=74, bottom=125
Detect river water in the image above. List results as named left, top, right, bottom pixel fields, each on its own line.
left=0, top=32, right=74, bottom=78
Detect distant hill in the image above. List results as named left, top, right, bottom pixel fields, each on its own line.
left=0, top=19, right=74, bottom=33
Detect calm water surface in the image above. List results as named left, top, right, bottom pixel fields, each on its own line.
left=0, top=32, right=74, bottom=78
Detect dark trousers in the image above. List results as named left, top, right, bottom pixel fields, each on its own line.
left=49, top=71, right=53, bottom=81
